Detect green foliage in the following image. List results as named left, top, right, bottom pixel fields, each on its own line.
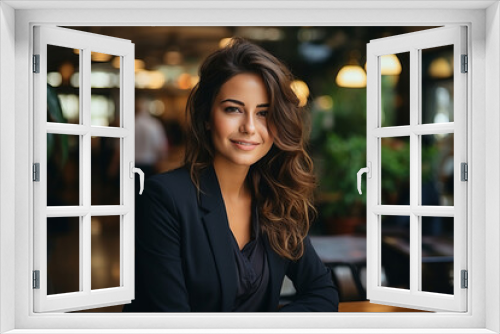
left=316, top=133, right=367, bottom=218
left=380, top=139, right=410, bottom=196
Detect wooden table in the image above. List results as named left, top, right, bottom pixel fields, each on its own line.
left=339, top=301, right=428, bottom=312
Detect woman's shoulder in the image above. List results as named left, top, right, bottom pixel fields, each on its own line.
left=147, top=166, right=192, bottom=187
left=145, top=167, right=196, bottom=200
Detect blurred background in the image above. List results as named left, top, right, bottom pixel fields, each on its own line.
left=45, top=26, right=455, bottom=312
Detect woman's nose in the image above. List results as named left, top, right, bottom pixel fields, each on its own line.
left=240, top=113, right=256, bottom=134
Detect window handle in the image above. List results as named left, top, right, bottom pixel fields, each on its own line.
left=129, top=162, right=145, bottom=195
left=357, top=162, right=371, bottom=195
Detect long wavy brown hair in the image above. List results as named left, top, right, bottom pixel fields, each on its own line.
left=184, top=38, right=316, bottom=261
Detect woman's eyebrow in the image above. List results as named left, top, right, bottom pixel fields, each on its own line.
left=221, top=99, right=269, bottom=108
left=221, top=98, right=244, bottom=106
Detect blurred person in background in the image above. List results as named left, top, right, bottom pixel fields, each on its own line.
left=123, top=38, right=338, bottom=312
left=134, top=94, right=168, bottom=179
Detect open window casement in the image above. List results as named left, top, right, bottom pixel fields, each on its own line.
left=33, top=26, right=138, bottom=312
left=363, top=26, right=467, bottom=312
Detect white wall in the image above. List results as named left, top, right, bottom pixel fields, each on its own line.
left=485, top=2, right=500, bottom=333
left=0, top=2, right=16, bottom=333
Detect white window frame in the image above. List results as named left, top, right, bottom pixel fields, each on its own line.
left=33, top=25, right=136, bottom=313
left=366, top=26, right=468, bottom=312
left=0, top=1, right=499, bottom=333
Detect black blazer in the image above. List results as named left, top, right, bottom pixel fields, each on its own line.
left=123, top=166, right=339, bottom=312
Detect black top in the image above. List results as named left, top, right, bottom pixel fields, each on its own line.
left=231, top=205, right=270, bottom=311
left=122, top=166, right=339, bottom=312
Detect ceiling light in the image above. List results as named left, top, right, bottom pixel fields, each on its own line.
left=380, top=54, right=402, bottom=75
left=336, top=65, right=367, bottom=88
left=429, top=57, right=453, bottom=78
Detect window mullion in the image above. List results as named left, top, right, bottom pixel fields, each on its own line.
left=409, top=47, right=420, bottom=295
left=82, top=47, right=92, bottom=294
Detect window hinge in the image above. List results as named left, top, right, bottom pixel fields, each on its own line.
left=33, top=163, right=40, bottom=182
left=33, top=270, right=40, bottom=289
left=461, top=162, right=468, bottom=181
left=33, top=54, right=40, bottom=73
left=461, top=54, right=468, bottom=73
left=461, top=270, right=468, bottom=289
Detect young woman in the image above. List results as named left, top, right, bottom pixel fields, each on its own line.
left=123, top=38, right=339, bottom=312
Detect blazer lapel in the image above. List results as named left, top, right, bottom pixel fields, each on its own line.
left=263, top=233, right=287, bottom=311
left=199, top=166, right=238, bottom=311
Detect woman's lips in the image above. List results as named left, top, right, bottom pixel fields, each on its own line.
left=230, top=139, right=259, bottom=151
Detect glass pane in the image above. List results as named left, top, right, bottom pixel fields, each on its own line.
left=381, top=215, right=410, bottom=290
left=421, top=134, right=454, bottom=205
left=47, top=45, right=80, bottom=124
left=421, top=45, right=454, bottom=124
left=91, top=53, right=120, bottom=127
left=47, top=217, right=80, bottom=295
left=380, top=52, right=410, bottom=127
left=47, top=134, right=80, bottom=206
left=91, top=216, right=120, bottom=290
left=381, top=137, right=410, bottom=205
left=91, top=137, right=120, bottom=205
left=421, top=216, right=454, bottom=294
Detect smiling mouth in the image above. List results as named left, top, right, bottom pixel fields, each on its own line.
left=231, top=140, right=258, bottom=146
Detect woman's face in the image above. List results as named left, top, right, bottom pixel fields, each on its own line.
left=209, top=73, right=274, bottom=169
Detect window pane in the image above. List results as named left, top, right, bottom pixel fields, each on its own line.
left=381, top=137, right=410, bottom=205
left=47, top=45, right=80, bottom=124
left=380, top=52, right=410, bottom=127
left=421, top=45, right=454, bottom=124
left=421, top=134, right=454, bottom=206
left=421, top=216, right=454, bottom=294
left=91, top=216, right=120, bottom=290
left=47, top=134, right=80, bottom=206
left=91, top=137, right=120, bottom=205
left=47, top=217, right=80, bottom=295
left=91, top=53, right=120, bottom=127
left=381, top=215, right=410, bottom=290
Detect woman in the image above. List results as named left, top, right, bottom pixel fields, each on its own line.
left=123, top=38, right=339, bottom=312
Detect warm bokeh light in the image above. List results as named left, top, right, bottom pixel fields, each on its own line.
left=149, top=99, right=166, bottom=116
left=219, top=38, right=233, bottom=48
left=177, top=73, right=194, bottom=90
left=191, top=75, right=200, bottom=87
left=59, top=62, right=75, bottom=85
left=135, top=70, right=166, bottom=89
left=290, top=80, right=310, bottom=107
left=134, top=59, right=145, bottom=71
left=90, top=95, right=114, bottom=126
left=47, top=72, right=62, bottom=87
left=113, top=57, right=146, bottom=72
left=90, top=71, right=119, bottom=88
left=314, top=95, right=334, bottom=111
left=91, top=52, right=113, bottom=62
left=336, top=65, right=367, bottom=88
left=381, top=54, right=402, bottom=75
left=111, top=56, right=120, bottom=69
left=58, top=94, right=79, bottom=121
left=163, top=51, right=182, bottom=65
left=70, top=72, right=79, bottom=87
left=146, top=71, right=166, bottom=89
left=364, top=54, right=402, bottom=75
left=429, top=57, right=453, bottom=78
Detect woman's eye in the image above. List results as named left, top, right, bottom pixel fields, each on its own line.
left=257, top=111, right=269, bottom=117
left=225, top=106, right=241, bottom=113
